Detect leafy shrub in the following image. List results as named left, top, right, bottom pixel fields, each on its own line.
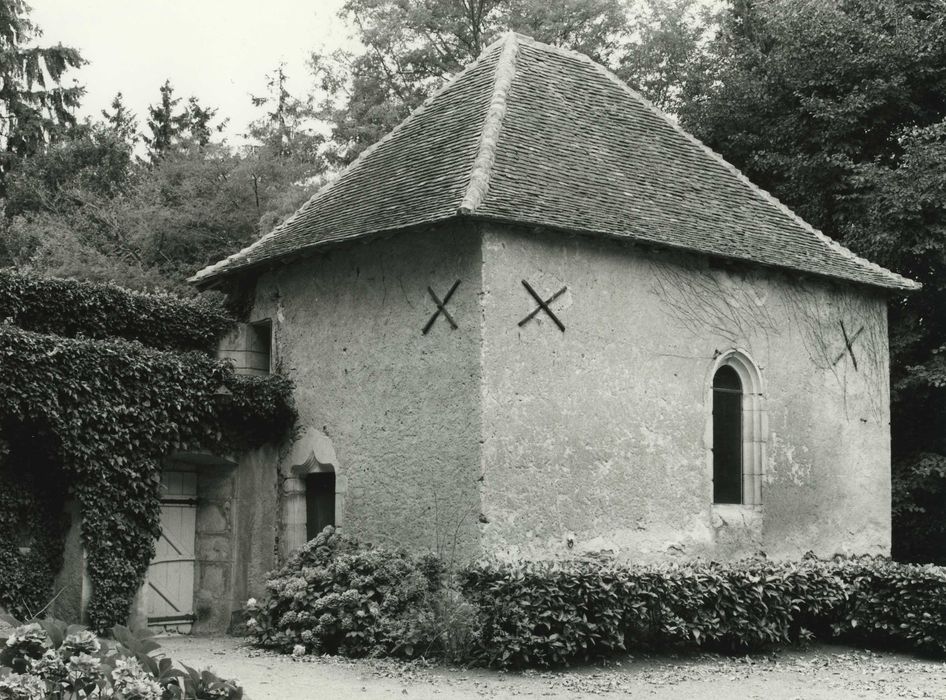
left=460, top=558, right=631, bottom=667
left=461, top=556, right=946, bottom=667
left=0, top=270, right=233, bottom=352
left=0, top=616, right=243, bottom=699
left=247, top=527, right=446, bottom=659
left=828, top=557, right=946, bottom=656
left=249, top=531, right=946, bottom=669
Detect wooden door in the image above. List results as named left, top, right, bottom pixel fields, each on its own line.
left=146, top=471, right=197, bottom=632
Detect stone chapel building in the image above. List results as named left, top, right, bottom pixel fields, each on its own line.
left=175, top=33, right=917, bottom=631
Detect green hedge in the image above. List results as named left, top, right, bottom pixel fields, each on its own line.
left=0, top=325, right=295, bottom=630
left=247, top=533, right=946, bottom=668
left=0, top=270, right=233, bottom=352
left=460, top=557, right=946, bottom=667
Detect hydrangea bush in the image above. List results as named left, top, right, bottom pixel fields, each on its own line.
left=0, top=618, right=243, bottom=699
left=245, top=527, right=447, bottom=659
left=246, top=528, right=946, bottom=669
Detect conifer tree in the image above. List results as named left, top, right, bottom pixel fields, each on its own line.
left=0, top=0, right=84, bottom=194
left=101, top=92, right=138, bottom=144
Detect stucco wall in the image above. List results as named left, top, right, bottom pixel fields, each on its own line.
left=478, top=224, right=890, bottom=561
left=251, top=226, right=484, bottom=560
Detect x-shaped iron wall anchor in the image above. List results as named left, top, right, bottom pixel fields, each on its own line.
left=518, top=280, right=566, bottom=332
left=422, top=280, right=460, bottom=335
left=833, top=320, right=864, bottom=370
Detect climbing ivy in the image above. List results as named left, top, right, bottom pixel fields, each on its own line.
left=0, top=443, right=69, bottom=621
left=0, top=324, right=295, bottom=630
left=0, top=270, right=233, bottom=352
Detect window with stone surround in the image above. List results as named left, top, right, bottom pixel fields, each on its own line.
left=305, top=471, right=336, bottom=541
left=709, top=351, right=766, bottom=506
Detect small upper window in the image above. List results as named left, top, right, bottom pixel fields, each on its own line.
left=712, top=365, right=743, bottom=504
left=247, top=320, right=272, bottom=374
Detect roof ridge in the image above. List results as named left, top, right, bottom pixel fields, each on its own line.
left=189, top=38, right=510, bottom=284
left=511, top=35, right=920, bottom=292
left=457, top=32, right=519, bottom=215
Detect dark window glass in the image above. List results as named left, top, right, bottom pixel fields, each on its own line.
left=248, top=320, right=272, bottom=374
left=713, top=365, right=743, bottom=503
left=305, top=472, right=336, bottom=541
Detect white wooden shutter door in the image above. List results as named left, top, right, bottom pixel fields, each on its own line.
left=146, top=471, right=197, bottom=632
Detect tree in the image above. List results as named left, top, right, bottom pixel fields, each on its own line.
left=243, top=65, right=324, bottom=232
left=101, top=92, right=138, bottom=144
left=144, top=80, right=186, bottom=158
left=2, top=120, right=135, bottom=220
left=144, top=81, right=224, bottom=159
left=0, top=0, right=84, bottom=195
left=677, top=0, right=946, bottom=562
left=310, top=0, right=630, bottom=164
left=617, top=0, right=720, bottom=113
left=679, top=0, right=946, bottom=234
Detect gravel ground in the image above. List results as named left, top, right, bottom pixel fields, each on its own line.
left=158, top=635, right=946, bottom=700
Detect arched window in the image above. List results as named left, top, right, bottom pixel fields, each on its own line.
left=707, top=351, right=766, bottom=506
left=305, top=470, right=336, bottom=541
left=713, top=365, right=743, bottom=503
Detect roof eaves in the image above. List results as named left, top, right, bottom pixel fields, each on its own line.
left=457, top=32, right=520, bottom=215
left=189, top=36, right=511, bottom=287
left=512, top=36, right=920, bottom=293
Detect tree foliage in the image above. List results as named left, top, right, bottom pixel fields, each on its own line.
left=144, top=80, right=226, bottom=160
left=0, top=66, right=323, bottom=291
left=0, top=0, right=84, bottom=195
left=311, top=0, right=633, bottom=164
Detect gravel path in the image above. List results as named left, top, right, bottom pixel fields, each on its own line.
left=158, top=635, right=946, bottom=700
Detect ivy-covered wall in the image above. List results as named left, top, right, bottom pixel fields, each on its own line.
left=0, top=273, right=295, bottom=631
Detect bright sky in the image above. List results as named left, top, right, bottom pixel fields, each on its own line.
left=27, top=0, right=358, bottom=145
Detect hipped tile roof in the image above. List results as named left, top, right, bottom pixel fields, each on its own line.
left=191, top=33, right=918, bottom=291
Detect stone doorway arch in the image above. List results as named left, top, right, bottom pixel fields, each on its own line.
left=282, top=427, right=346, bottom=554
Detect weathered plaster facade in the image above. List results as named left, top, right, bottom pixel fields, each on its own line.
left=244, top=220, right=891, bottom=565
left=251, top=225, right=485, bottom=561
left=477, top=224, right=890, bottom=561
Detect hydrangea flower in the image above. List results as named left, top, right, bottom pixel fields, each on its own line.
left=0, top=671, right=46, bottom=699
left=291, top=644, right=306, bottom=658
left=4, top=624, right=50, bottom=657
left=111, top=657, right=163, bottom=700
left=30, top=649, right=67, bottom=681
left=65, top=652, right=102, bottom=679
left=60, top=630, right=101, bottom=658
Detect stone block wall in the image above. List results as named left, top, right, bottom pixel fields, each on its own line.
left=193, top=463, right=234, bottom=634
